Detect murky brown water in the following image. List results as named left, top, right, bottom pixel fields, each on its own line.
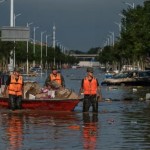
left=0, top=68, right=150, bottom=150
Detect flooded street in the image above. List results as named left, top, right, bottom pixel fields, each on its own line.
left=0, top=68, right=150, bottom=150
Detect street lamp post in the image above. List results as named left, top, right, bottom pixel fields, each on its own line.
left=52, top=25, right=56, bottom=66
left=45, top=34, right=51, bottom=69
left=108, top=35, right=112, bottom=46
left=26, top=22, right=33, bottom=74
left=118, top=13, right=126, bottom=31
left=13, top=13, right=21, bottom=68
left=107, top=37, right=110, bottom=46
left=33, top=26, right=39, bottom=67
left=8, top=0, right=14, bottom=71
left=118, top=13, right=126, bottom=19
left=40, top=31, right=46, bottom=67
left=13, top=13, right=21, bottom=26
left=10, top=0, right=14, bottom=27
left=109, top=31, right=114, bottom=46
left=124, top=2, right=135, bottom=9
left=114, top=22, right=121, bottom=37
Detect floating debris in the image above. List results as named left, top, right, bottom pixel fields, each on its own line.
left=107, top=118, right=115, bottom=124
left=132, top=88, right=137, bottom=92
left=139, top=97, right=144, bottom=101
left=105, top=98, right=112, bottom=102
left=68, top=125, right=80, bottom=130
left=146, top=93, right=150, bottom=100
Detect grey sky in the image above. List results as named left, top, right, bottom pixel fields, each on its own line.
left=0, top=0, right=144, bottom=52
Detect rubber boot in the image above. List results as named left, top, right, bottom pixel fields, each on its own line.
left=83, top=113, right=90, bottom=123
left=16, top=96, right=22, bottom=109
left=83, top=98, right=90, bottom=113
left=9, top=95, right=16, bottom=110
left=92, top=113, right=98, bottom=122
left=92, top=97, right=98, bottom=113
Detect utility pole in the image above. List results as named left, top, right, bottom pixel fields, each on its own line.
left=9, top=0, right=14, bottom=71
left=52, top=25, right=56, bottom=66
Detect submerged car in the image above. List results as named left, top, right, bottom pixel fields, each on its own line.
left=30, top=66, right=42, bottom=73
left=101, top=70, right=150, bottom=86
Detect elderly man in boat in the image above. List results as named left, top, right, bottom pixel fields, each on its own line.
left=44, top=65, right=65, bottom=89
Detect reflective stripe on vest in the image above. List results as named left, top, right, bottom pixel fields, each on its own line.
left=83, top=77, right=97, bottom=95
left=8, top=75, right=23, bottom=96
left=50, top=73, right=62, bottom=85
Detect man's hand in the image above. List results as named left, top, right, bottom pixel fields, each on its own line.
left=2, top=90, right=6, bottom=97
left=97, top=94, right=102, bottom=102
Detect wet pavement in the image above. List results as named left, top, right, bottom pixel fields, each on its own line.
left=0, top=68, right=150, bottom=150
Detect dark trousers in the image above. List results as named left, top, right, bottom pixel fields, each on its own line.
left=83, top=95, right=98, bottom=113
left=9, top=94, right=22, bottom=110
left=83, top=112, right=98, bottom=123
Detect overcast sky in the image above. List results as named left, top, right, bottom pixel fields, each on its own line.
left=0, top=0, right=144, bottom=52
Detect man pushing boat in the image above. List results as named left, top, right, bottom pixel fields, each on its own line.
left=3, top=68, right=24, bottom=110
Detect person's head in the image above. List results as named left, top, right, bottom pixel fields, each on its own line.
left=13, top=67, right=21, bottom=76
left=87, top=67, right=94, bottom=77
left=51, top=65, right=57, bottom=75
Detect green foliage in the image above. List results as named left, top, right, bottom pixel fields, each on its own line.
left=98, top=1, right=150, bottom=69
left=87, top=47, right=100, bottom=54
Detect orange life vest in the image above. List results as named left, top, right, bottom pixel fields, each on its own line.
left=50, top=73, right=62, bottom=85
left=83, top=77, right=97, bottom=95
left=8, top=74, right=23, bottom=96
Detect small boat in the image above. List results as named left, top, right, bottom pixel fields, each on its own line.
left=0, top=76, right=80, bottom=111
left=0, top=97, right=80, bottom=112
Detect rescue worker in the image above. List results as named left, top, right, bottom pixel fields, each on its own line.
left=4, top=68, right=24, bottom=110
left=44, top=65, right=65, bottom=88
left=79, top=67, right=102, bottom=113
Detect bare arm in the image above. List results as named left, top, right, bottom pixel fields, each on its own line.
left=78, top=79, right=84, bottom=96
left=96, top=79, right=102, bottom=101
left=97, top=86, right=102, bottom=100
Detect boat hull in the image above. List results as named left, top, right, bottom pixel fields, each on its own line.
left=0, top=97, right=80, bottom=112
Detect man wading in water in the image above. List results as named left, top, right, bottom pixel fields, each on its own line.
left=3, top=68, right=24, bottom=110
left=79, top=67, right=102, bottom=113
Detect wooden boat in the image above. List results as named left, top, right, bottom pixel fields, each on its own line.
left=0, top=97, right=80, bottom=112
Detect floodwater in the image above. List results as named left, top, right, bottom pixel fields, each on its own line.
left=0, top=68, right=150, bottom=150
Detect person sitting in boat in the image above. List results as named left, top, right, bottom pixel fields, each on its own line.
left=4, top=68, right=24, bottom=110
left=79, top=67, right=102, bottom=113
left=44, top=65, right=65, bottom=89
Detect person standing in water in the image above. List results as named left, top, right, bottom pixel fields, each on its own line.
left=4, top=68, right=24, bottom=110
left=79, top=67, right=102, bottom=113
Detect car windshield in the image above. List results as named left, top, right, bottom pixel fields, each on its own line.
left=113, top=73, right=129, bottom=78
left=30, top=67, right=41, bottom=72
left=139, top=71, right=150, bottom=77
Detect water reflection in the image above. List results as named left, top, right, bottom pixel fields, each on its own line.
left=120, top=102, right=150, bottom=149
left=82, top=113, right=99, bottom=150
left=6, top=113, right=23, bottom=150
left=2, top=110, right=81, bottom=150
